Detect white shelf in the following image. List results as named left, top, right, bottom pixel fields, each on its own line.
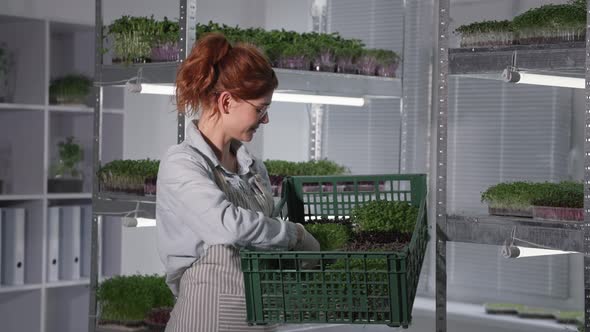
left=449, top=42, right=584, bottom=80
left=0, top=103, right=44, bottom=111
left=47, top=193, right=92, bottom=199
left=45, top=279, right=90, bottom=289
left=0, top=283, right=42, bottom=293
left=0, top=14, right=124, bottom=332
left=48, top=105, right=124, bottom=115
left=0, top=194, right=44, bottom=201
left=100, top=62, right=402, bottom=100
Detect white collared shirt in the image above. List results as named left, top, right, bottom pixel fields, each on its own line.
left=156, top=121, right=298, bottom=295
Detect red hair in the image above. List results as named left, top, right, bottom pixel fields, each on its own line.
left=175, top=32, right=278, bottom=116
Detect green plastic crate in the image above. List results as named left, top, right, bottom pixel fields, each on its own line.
left=241, top=174, right=429, bottom=328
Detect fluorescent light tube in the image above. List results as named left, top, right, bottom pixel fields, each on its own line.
left=139, top=83, right=176, bottom=95
left=272, top=93, right=365, bottom=106
left=502, top=69, right=584, bottom=89
left=135, top=83, right=365, bottom=107
left=122, top=217, right=156, bottom=228
left=502, top=245, right=575, bottom=258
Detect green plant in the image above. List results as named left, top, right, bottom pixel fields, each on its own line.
left=263, top=159, right=348, bottom=176
left=302, top=159, right=349, bottom=176
left=513, top=4, right=585, bottom=30
left=481, top=181, right=583, bottom=210
left=53, top=136, right=83, bottom=178
left=98, top=159, right=160, bottom=193
left=97, top=274, right=174, bottom=322
left=512, top=3, right=586, bottom=42
left=306, top=32, right=339, bottom=56
left=334, top=38, right=364, bottom=61
left=569, top=0, right=585, bottom=11
left=351, top=200, right=418, bottom=233
left=0, top=44, right=8, bottom=77
left=192, top=21, right=402, bottom=76
left=453, top=20, right=515, bottom=47
left=49, top=74, right=92, bottom=104
left=454, top=20, right=513, bottom=35
left=481, top=181, right=541, bottom=210
left=108, top=15, right=158, bottom=63
left=281, top=39, right=314, bottom=58
left=373, top=49, right=399, bottom=67
left=154, top=17, right=179, bottom=45
left=531, top=181, right=583, bottom=208
left=0, top=42, right=14, bottom=102
left=305, top=223, right=351, bottom=251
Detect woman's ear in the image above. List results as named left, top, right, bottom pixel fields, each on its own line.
left=217, top=91, right=232, bottom=114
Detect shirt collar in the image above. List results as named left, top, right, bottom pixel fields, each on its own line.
left=185, top=120, right=254, bottom=175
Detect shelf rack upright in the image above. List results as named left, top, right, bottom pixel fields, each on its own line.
left=435, top=1, right=590, bottom=331
left=87, top=1, right=406, bottom=331
left=88, top=1, right=195, bottom=331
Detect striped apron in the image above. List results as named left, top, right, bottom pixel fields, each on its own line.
left=165, top=150, right=278, bottom=332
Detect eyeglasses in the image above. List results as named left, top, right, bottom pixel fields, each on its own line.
left=242, top=99, right=270, bottom=120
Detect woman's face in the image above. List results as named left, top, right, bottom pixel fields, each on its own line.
left=224, top=91, right=272, bottom=142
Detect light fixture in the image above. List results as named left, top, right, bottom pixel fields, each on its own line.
left=122, top=217, right=156, bottom=228
left=502, top=68, right=584, bottom=89
left=272, top=92, right=364, bottom=107
left=128, top=83, right=365, bottom=107
left=137, top=83, right=175, bottom=95
left=501, top=244, right=575, bottom=258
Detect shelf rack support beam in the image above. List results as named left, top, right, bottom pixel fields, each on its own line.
left=435, top=0, right=450, bottom=331
left=178, top=0, right=197, bottom=144
left=309, top=104, right=325, bottom=161
left=308, top=0, right=328, bottom=162
left=584, top=1, right=590, bottom=330
left=89, top=1, right=196, bottom=332
left=89, top=0, right=104, bottom=330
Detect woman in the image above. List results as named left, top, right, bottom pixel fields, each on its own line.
left=156, top=32, right=319, bottom=332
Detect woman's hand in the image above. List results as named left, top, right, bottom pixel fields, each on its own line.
left=292, top=223, right=321, bottom=269
left=294, top=223, right=320, bottom=251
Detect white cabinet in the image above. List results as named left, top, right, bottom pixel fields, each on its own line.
left=0, top=14, right=124, bottom=332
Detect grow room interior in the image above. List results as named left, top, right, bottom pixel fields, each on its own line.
left=0, top=0, right=587, bottom=331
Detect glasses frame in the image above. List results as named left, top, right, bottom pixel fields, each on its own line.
left=242, top=98, right=270, bottom=120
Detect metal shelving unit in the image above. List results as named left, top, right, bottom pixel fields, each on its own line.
left=93, top=193, right=156, bottom=219
left=449, top=42, right=585, bottom=78
left=88, top=0, right=195, bottom=331
left=88, top=1, right=405, bottom=331
left=88, top=0, right=590, bottom=331
left=446, top=215, right=583, bottom=252
left=101, top=63, right=402, bottom=100
left=436, top=1, right=590, bottom=331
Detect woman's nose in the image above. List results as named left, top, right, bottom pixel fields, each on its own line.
left=259, top=113, right=269, bottom=124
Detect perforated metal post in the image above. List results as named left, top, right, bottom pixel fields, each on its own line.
left=584, top=2, right=590, bottom=331
left=435, top=0, right=450, bottom=331
left=309, top=0, right=328, bottom=162
left=309, top=104, right=325, bottom=161
left=311, top=0, right=328, bottom=33
left=398, top=0, right=407, bottom=174
left=177, top=0, right=197, bottom=143
left=89, top=0, right=104, bottom=331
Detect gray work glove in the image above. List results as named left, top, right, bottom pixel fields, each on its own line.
left=293, top=223, right=320, bottom=269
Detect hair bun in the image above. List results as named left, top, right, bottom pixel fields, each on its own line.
left=200, top=33, right=232, bottom=67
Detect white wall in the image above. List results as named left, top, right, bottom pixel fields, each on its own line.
left=571, top=89, right=584, bottom=181
left=0, top=0, right=94, bottom=24
left=102, top=0, right=265, bottom=26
